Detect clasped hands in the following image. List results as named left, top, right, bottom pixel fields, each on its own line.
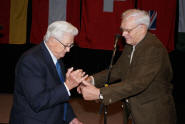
left=65, top=67, right=100, bottom=101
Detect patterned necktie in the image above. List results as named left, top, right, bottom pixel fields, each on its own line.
left=56, top=61, right=67, bottom=121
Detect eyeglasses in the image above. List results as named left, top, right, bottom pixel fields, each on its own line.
left=121, top=25, right=139, bottom=34
left=54, top=38, right=74, bottom=49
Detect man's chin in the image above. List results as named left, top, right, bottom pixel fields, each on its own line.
left=59, top=54, right=65, bottom=58
left=126, top=40, right=131, bottom=45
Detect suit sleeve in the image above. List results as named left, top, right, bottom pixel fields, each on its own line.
left=100, top=46, right=166, bottom=105
left=16, top=54, right=70, bottom=113
left=94, top=45, right=131, bottom=88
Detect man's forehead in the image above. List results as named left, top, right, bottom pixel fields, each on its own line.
left=61, top=33, right=74, bottom=43
left=121, top=18, right=136, bottom=28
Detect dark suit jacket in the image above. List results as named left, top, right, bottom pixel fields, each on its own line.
left=94, top=32, right=176, bottom=124
left=9, top=42, right=76, bottom=124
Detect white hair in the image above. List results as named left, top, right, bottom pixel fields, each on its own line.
left=44, top=21, right=78, bottom=41
left=122, top=9, right=150, bottom=28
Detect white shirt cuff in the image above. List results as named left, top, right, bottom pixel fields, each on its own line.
left=64, top=83, right=71, bottom=96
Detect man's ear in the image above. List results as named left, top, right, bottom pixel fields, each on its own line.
left=140, top=24, right=148, bottom=30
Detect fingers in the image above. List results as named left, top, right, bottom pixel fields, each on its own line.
left=82, top=80, right=91, bottom=86
left=71, top=69, right=83, bottom=78
left=80, top=74, right=88, bottom=82
left=69, top=118, right=83, bottom=124
left=77, top=85, right=82, bottom=94
left=77, top=78, right=91, bottom=94
left=66, top=67, right=74, bottom=77
left=78, top=83, right=85, bottom=92
left=70, top=69, right=88, bottom=82
left=77, top=86, right=81, bottom=94
left=67, top=68, right=86, bottom=78
left=66, top=68, right=90, bottom=90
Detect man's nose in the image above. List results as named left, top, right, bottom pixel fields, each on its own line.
left=122, top=31, right=127, bottom=37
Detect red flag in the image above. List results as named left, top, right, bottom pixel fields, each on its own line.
left=76, top=0, right=135, bottom=50
left=0, top=0, right=10, bottom=44
left=30, top=0, right=81, bottom=44
left=30, top=0, right=49, bottom=44
left=137, top=0, right=177, bottom=52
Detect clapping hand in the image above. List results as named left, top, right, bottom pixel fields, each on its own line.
left=65, top=67, right=88, bottom=90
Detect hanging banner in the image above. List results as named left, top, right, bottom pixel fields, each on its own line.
left=0, top=0, right=10, bottom=44
left=9, top=0, right=28, bottom=44
left=76, top=0, right=135, bottom=50
left=178, top=0, right=185, bottom=33
left=0, top=0, right=28, bottom=44
left=137, top=0, right=177, bottom=52
left=30, top=0, right=81, bottom=44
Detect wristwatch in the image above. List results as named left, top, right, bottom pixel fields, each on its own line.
left=99, top=93, right=103, bottom=100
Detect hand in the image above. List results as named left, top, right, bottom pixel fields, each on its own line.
left=84, top=76, right=93, bottom=83
left=77, top=83, right=83, bottom=94
left=65, top=67, right=88, bottom=90
left=69, top=118, right=83, bottom=124
left=80, top=80, right=100, bottom=100
left=77, top=76, right=93, bottom=94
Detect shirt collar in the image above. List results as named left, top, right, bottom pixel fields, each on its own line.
left=44, top=41, right=57, bottom=65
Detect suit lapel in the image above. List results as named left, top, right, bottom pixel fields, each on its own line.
left=58, top=59, right=66, bottom=81
left=130, top=32, right=151, bottom=64
left=39, top=42, right=62, bottom=84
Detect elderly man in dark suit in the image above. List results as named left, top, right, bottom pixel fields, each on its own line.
left=9, top=21, right=87, bottom=124
left=79, top=9, right=176, bottom=124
